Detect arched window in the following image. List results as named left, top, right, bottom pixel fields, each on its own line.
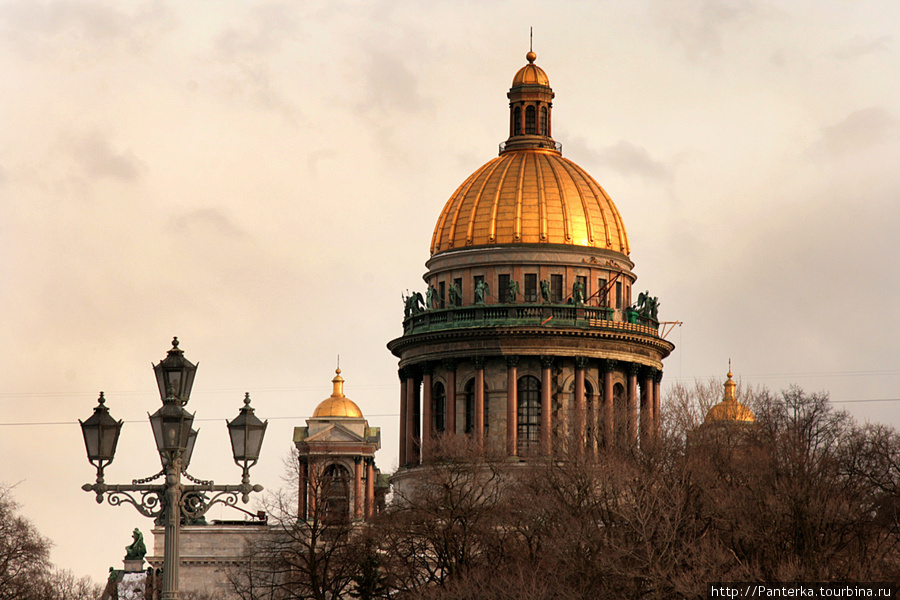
left=463, top=379, right=488, bottom=435
left=513, top=106, right=522, bottom=136
left=321, top=463, right=350, bottom=524
left=525, top=105, right=537, bottom=134
left=433, top=381, right=446, bottom=433
left=540, top=106, right=549, bottom=136
left=517, top=375, right=541, bottom=453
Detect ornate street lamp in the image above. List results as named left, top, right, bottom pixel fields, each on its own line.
left=80, top=339, right=265, bottom=600
left=227, top=393, right=268, bottom=502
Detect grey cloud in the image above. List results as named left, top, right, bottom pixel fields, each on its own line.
left=213, top=2, right=299, bottom=61
left=356, top=49, right=430, bottom=116
left=167, top=208, right=246, bottom=238
left=835, top=35, right=892, bottom=60
left=815, top=107, right=900, bottom=157
left=0, top=0, right=171, bottom=56
left=568, top=137, right=674, bottom=183
left=61, top=130, right=144, bottom=181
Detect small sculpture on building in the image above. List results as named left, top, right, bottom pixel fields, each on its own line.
left=474, top=280, right=490, bottom=305
left=426, top=286, right=436, bottom=310
left=572, top=280, right=585, bottom=305
left=449, top=282, right=462, bottom=307
left=125, top=528, right=146, bottom=560
left=540, top=279, right=551, bottom=303
left=507, top=279, right=519, bottom=303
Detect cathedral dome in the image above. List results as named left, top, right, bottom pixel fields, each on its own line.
left=312, top=369, right=364, bottom=419
left=429, top=51, right=629, bottom=257
left=704, top=370, right=755, bottom=424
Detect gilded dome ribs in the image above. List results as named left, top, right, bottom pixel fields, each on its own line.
left=560, top=159, right=594, bottom=246
left=489, top=155, right=516, bottom=243
left=545, top=155, right=571, bottom=242
left=514, top=153, right=527, bottom=241
left=536, top=152, right=548, bottom=241
left=443, top=166, right=485, bottom=253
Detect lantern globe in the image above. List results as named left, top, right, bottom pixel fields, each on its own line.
left=227, top=393, right=267, bottom=464
left=149, top=396, right=195, bottom=457
left=79, top=392, right=123, bottom=465
left=152, top=337, right=198, bottom=404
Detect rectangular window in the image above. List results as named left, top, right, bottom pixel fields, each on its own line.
left=616, top=281, right=623, bottom=309
left=551, top=274, right=563, bottom=303
left=598, top=278, right=608, bottom=307
left=454, top=277, right=463, bottom=305
left=626, top=285, right=631, bottom=308
left=498, top=274, right=510, bottom=303
left=438, top=281, right=446, bottom=309
left=524, top=273, right=537, bottom=302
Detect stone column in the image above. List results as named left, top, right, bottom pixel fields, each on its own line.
left=398, top=370, right=408, bottom=466
left=574, top=357, right=586, bottom=456
left=653, top=370, right=663, bottom=442
left=421, top=365, right=432, bottom=462
left=602, top=360, right=615, bottom=449
left=640, top=369, right=653, bottom=449
left=541, top=356, right=553, bottom=456
left=298, top=457, right=307, bottom=521
left=627, top=363, right=639, bottom=448
left=444, top=359, right=457, bottom=436
left=353, top=457, right=363, bottom=520
left=405, top=369, right=418, bottom=466
left=506, top=355, right=518, bottom=457
left=474, top=357, right=485, bottom=451
left=365, top=457, right=375, bottom=519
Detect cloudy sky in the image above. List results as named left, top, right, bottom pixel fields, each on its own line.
left=1, top=0, right=898, bottom=582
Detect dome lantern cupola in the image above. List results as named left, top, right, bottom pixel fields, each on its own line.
left=704, top=365, right=756, bottom=424
left=312, top=368, right=364, bottom=419
left=504, top=50, right=557, bottom=153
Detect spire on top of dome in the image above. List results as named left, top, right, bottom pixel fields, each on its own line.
left=704, top=362, right=756, bottom=424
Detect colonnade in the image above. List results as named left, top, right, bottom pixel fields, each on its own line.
left=398, top=357, right=662, bottom=467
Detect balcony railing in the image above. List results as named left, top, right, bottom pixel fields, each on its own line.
left=401, top=304, right=660, bottom=338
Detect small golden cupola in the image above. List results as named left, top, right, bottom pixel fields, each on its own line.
left=504, top=50, right=556, bottom=153
left=704, top=366, right=756, bottom=424
left=312, top=369, right=364, bottom=419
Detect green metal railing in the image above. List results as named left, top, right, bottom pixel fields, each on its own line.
left=402, top=304, right=660, bottom=338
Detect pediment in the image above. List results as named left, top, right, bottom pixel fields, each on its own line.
left=305, top=423, right=364, bottom=443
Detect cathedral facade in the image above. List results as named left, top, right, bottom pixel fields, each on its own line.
left=389, top=51, right=675, bottom=477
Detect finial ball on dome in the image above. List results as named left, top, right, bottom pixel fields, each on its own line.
left=526, top=51, right=537, bottom=63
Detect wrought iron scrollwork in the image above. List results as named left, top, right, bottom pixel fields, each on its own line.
left=106, top=489, right=165, bottom=519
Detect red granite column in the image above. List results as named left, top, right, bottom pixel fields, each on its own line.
left=541, top=356, right=553, bottom=456
left=406, top=370, right=418, bottom=466
left=641, top=369, right=653, bottom=450
left=298, top=457, right=307, bottom=521
left=365, top=457, right=375, bottom=519
left=653, top=370, right=662, bottom=442
left=398, top=370, right=408, bottom=466
left=627, top=364, right=639, bottom=448
left=602, top=361, right=614, bottom=450
left=574, top=357, right=586, bottom=456
left=353, top=457, right=363, bottom=519
left=474, top=358, right=485, bottom=451
left=445, top=360, right=457, bottom=436
left=422, top=366, right=432, bottom=462
left=506, top=356, right=518, bottom=457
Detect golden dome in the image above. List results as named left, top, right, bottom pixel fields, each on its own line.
left=430, top=149, right=630, bottom=255
left=512, top=51, right=549, bottom=86
left=312, top=369, right=364, bottom=419
left=704, top=370, right=755, bottom=424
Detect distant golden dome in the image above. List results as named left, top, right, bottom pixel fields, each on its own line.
left=430, top=149, right=630, bottom=255
left=704, top=370, right=755, bottom=424
left=512, top=51, right=549, bottom=86
left=312, top=369, right=364, bottom=418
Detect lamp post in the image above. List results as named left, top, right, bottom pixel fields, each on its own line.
left=80, top=338, right=267, bottom=600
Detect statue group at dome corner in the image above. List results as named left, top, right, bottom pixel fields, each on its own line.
left=629, top=290, right=660, bottom=323
left=403, top=291, right=425, bottom=318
